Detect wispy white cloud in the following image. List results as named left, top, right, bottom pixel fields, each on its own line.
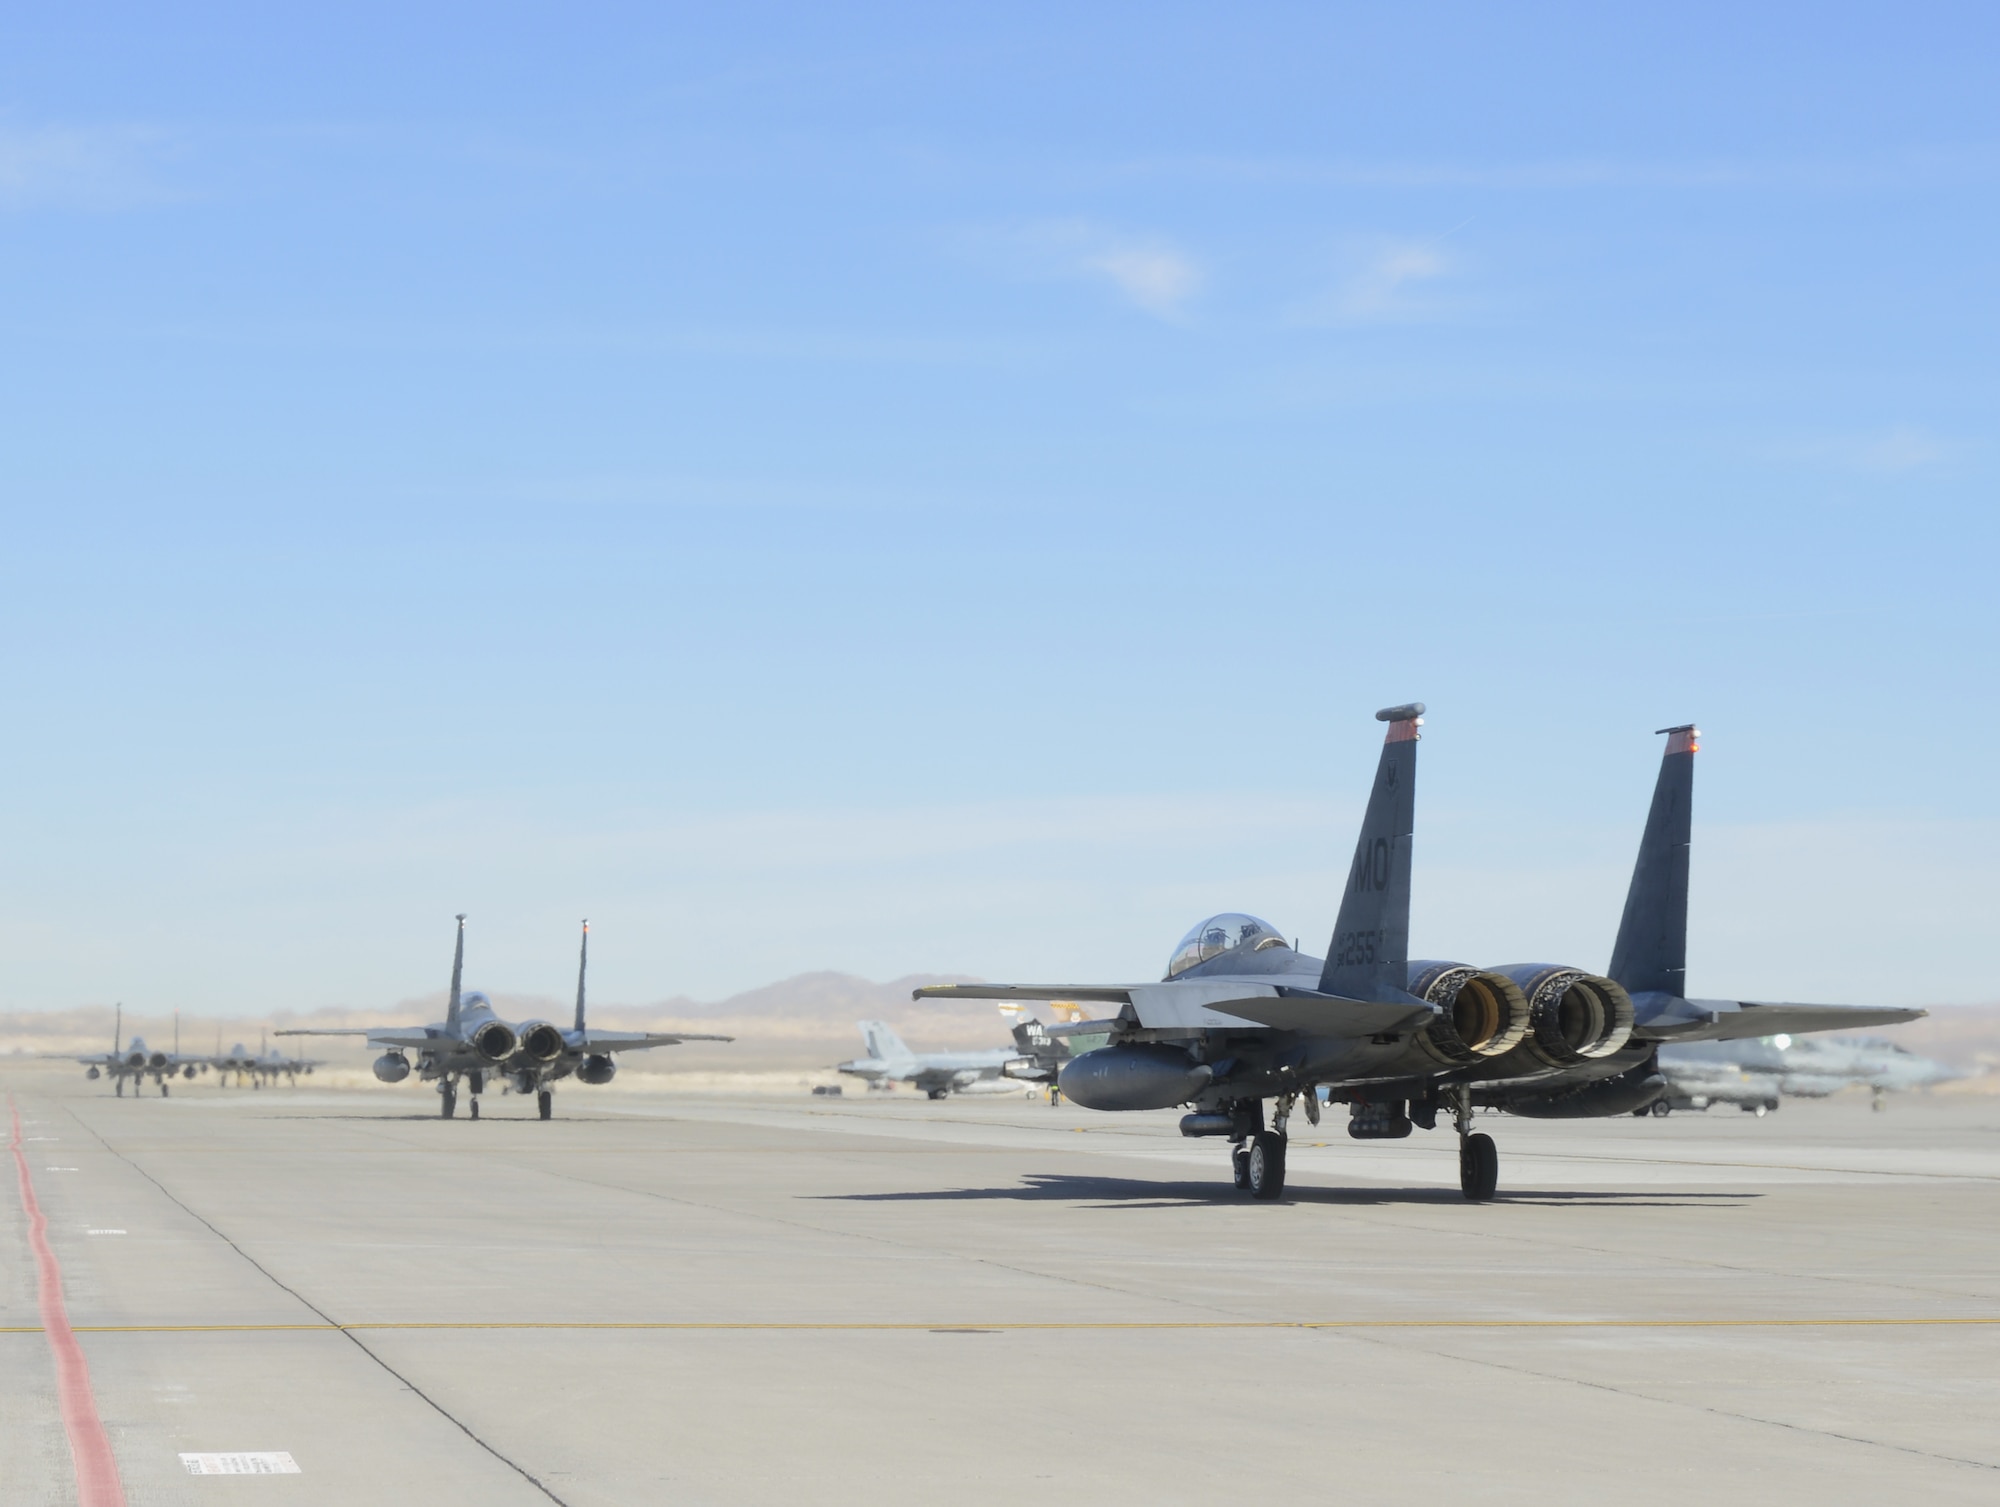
left=1293, top=237, right=1460, bottom=325
left=1080, top=242, right=1202, bottom=316
left=0, top=122, right=179, bottom=209
left=1768, top=425, right=1956, bottom=475
left=975, top=220, right=1204, bottom=319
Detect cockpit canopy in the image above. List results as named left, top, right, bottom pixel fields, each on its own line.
left=1165, top=913, right=1289, bottom=979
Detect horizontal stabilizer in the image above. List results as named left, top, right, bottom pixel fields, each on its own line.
left=1646, top=1001, right=1926, bottom=1043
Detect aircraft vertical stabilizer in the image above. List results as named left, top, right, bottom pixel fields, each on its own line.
left=1319, top=704, right=1423, bottom=1002
left=446, top=914, right=467, bottom=1026
left=1609, top=725, right=1697, bottom=997
left=573, top=920, right=590, bottom=1032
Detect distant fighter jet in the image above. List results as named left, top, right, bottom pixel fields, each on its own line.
left=212, top=1031, right=321, bottom=1088
left=836, top=1021, right=1025, bottom=1099
left=279, top=917, right=732, bottom=1119
left=65, top=1005, right=204, bottom=1096
left=1652, top=1033, right=1961, bottom=1115
left=918, top=707, right=1925, bottom=1201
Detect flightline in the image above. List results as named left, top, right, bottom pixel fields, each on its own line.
left=4, top=1317, right=1997, bottom=1334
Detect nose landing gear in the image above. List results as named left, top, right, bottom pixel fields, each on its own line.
left=537, top=1090, right=553, bottom=1120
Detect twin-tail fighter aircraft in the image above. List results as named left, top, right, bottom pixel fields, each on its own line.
left=279, top=917, right=732, bottom=1119
left=212, top=1031, right=321, bottom=1088
left=916, top=705, right=1925, bottom=1201
left=64, top=1005, right=205, bottom=1096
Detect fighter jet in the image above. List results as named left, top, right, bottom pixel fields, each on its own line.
left=278, top=916, right=731, bottom=1119
left=835, top=1021, right=1024, bottom=1099
left=917, top=706, right=1925, bottom=1201
left=493, top=920, right=733, bottom=1117
left=1652, top=1033, right=1960, bottom=1114
left=65, top=1005, right=205, bottom=1096
left=993, top=1005, right=1073, bottom=1101
left=212, top=1031, right=321, bottom=1088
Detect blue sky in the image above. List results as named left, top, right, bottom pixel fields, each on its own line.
left=2, top=4, right=1994, bottom=1013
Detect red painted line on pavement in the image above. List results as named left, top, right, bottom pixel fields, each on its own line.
left=10, top=1099, right=127, bottom=1506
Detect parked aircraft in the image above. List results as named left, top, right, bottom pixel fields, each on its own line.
left=65, top=1005, right=205, bottom=1096
left=836, top=1021, right=1023, bottom=1099
left=1652, top=1034, right=1960, bottom=1114
left=918, top=707, right=1924, bottom=1201
left=278, top=917, right=731, bottom=1119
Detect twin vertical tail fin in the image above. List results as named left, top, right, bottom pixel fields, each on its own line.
left=573, top=920, right=590, bottom=1033
left=1608, top=725, right=1697, bottom=998
left=446, top=914, right=467, bottom=1026
left=1319, top=704, right=1423, bottom=1002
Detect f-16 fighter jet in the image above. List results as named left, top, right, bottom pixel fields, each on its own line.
left=66, top=1005, right=205, bottom=1096
left=917, top=707, right=1924, bottom=1201
left=279, top=917, right=731, bottom=1119
left=836, top=1021, right=1024, bottom=1098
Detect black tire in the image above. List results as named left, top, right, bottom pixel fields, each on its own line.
left=161, top=1081, right=170, bottom=1097
left=537, top=1091, right=553, bottom=1121
left=1231, top=1143, right=1252, bottom=1189
left=1247, top=1131, right=1287, bottom=1200
left=1459, top=1132, right=1498, bottom=1201
left=441, top=1086, right=456, bottom=1119
left=926, top=1089, right=947, bottom=1100
left=470, top=1097, right=481, bottom=1120
left=116, top=1079, right=124, bottom=1097
left=1651, top=1101, right=1671, bottom=1117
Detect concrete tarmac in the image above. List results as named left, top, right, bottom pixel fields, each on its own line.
left=5, top=1066, right=1998, bottom=1505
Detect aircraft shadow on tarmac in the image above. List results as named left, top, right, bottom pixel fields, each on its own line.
left=820, top=1174, right=1758, bottom=1210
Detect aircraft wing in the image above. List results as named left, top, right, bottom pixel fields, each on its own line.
left=571, top=1030, right=734, bottom=1052
left=1652, top=1002, right=1927, bottom=1042
left=274, top=1027, right=442, bottom=1050
left=915, top=985, right=1144, bottom=1005
left=916, top=982, right=1431, bottom=1038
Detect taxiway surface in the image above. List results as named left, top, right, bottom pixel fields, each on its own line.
left=5, top=1067, right=1998, bottom=1505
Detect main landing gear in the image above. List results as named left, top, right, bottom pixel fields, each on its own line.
left=440, top=1082, right=457, bottom=1118
left=537, top=1090, right=553, bottom=1121
left=1450, top=1086, right=1498, bottom=1201
left=1229, top=1095, right=1291, bottom=1200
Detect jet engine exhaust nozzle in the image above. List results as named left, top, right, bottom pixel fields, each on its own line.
left=517, top=1021, right=566, bottom=1063
left=373, top=1052, right=411, bottom=1084
left=1059, top=1045, right=1213, bottom=1112
left=1501, top=966, right=1635, bottom=1067
left=1407, top=962, right=1532, bottom=1065
left=471, top=1022, right=519, bottom=1063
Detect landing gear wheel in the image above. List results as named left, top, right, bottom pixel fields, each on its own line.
left=470, top=1097, right=481, bottom=1120
left=537, top=1090, right=553, bottom=1120
left=926, top=1089, right=947, bottom=1100
left=116, top=1079, right=124, bottom=1097
left=1651, top=1100, right=1671, bottom=1117
left=1459, top=1131, right=1498, bottom=1201
left=1247, top=1131, right=1287, bottom=1200
left=1231, top=1143, right=1251, bottom=1190
left=441, top=1085, right=457, bottom=1119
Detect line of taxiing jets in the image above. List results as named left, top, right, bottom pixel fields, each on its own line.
left=62, top=707, right=1954, bottom=1200
left=67, top=1007, right=321, bottom=1095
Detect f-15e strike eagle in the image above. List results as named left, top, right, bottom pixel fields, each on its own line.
left=279, top=918, right=731, bottom=1119
left=66, top=1005, right=205, bottom=1096
left=917, top=706, right=1923, bottom=1201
